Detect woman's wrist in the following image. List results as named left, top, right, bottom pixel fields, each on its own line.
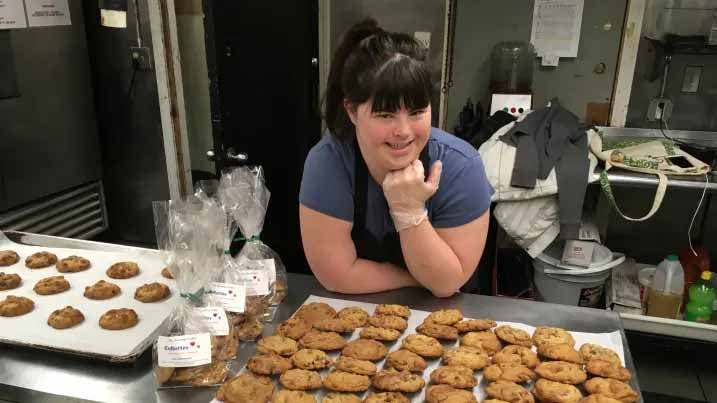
left=390, top=208, right=428, bottom=231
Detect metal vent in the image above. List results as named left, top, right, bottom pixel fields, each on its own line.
left=0, top=181, right=108, bottom=240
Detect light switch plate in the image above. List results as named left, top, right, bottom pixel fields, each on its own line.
left=129, top=46, right=153, bottom=71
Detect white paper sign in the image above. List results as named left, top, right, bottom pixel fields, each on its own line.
left=185, top=307, right=230, bottom=336
left=157, top=333, right=211, bottom=368
left=530, top=0, right=583, bottom=58
left=0, top=0, right=27, bottom=29
left=238, top=270, right=269, bottom=296
left=206, top=282, right=246, bottom=313
left=25, top=0, right=71, bottom=27
left=100, top=8, right=126, bottom=28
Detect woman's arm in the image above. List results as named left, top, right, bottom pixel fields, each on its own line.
left=300, top=204, right=420, bottom=294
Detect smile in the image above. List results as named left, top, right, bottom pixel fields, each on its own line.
left=387, top=140, right=413, bottom=150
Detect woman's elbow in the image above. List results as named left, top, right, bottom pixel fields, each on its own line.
left=429, top=286, right=458, bottom=298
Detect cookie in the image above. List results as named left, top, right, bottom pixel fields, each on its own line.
left=273, top=390, right=317, bottom=403
left=47, top=306, right=84, bottom=329
left=372, top=370, right=425, bottom=393
left=295, top=302, right=337, bottom=324
left=386, top=349, right=427, bottom=372
left=425, top=309, right=463, bottom=325
left=313, top=317, right=356, bottom=333
left=534, top=379, right=583, bottom=403
left=323, top=370, right=371, bottom=392
left=535, top=361, right=587, bottom=384
left=106, top=261, right=140, bottom=279
left=539, top=343, right=584, bottom=365
left=483, top=401, right=511, bottom=403
left=401, top=334, right=443, bottom=358
left=134, top=282, right=171, bottom=303
left=170, top=360, right=229, bottom=386
left=483, top=363, right=536, bottom=383
left=33, top=275, right=70, bottom=295
left=337, top=307, right=369, bottom=328
left=485, top=380, right=534, bottom=403
left=238, top=317, right=265, bottom=341
left=579, top=395, right=623, bottom=403
left=341, top=339, right=388, bottom=361
left=442, top=349, right=490, bottom=370
left=323, top=393, right=362, bottom=403
left=364, top=392, right=409, bottom=403
left=25, top=251, right=57, bottom=268
left=374, top=304, right=410, bottom=318
left=292, top=348, right=332, bottom=370
left=456, top=345, right=488, bottom=355
left=494, top=325, right=532, bottom=347
left=0, top=295, right=34, bottom=317
left=161, top=266, right=175, bottom=279
left=579, top=344, right=622, bottom=366
left=460, top=331, right=502, bottom=355
left=360, top=326, right=401, bottom=341
left=586, top=359, right=632, bottom=382
left=280, top=369, right=322, bottom=390
left=277, top=317, right=312, bottom=340
left=416, top=322, right=459, bottom=340
left=299, top=331, right=347, bottom=351
left=425, top=385, right=477, bottom=403
left=216, top=373, right=274, bottom=403
left=99, top=308, right=138, bottom=330
left=212, top=325, right=240, bottom=361
left=0, top=272, right=21, bottom=291
left=453, top=318, right=497, bottom=333
left=56, top=255, right=91, bottom=273
left=583, top=378, right=639, bottom=403
left=493, top=345, right=540, bottom=369
left=368, top=314, right=408, bottom=331
left=84, top=280, right=121, bottom=300
left=532, top=326, right=575, bottom=348
left=257, top=335, right=298, bottom=356
left=430, top=365, right=477, bottom=389
left=156, top=366, right=175, bottom=384
left=248, top=353, right=293, bottom=375
left=333, top=356, right=377, bottom=376
left=0, top=250, right=20, bottom=266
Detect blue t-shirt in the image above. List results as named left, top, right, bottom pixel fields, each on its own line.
left=299, top=127, right=493, bottom=240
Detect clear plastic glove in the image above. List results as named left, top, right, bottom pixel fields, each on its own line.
left=382, top=159, right=443, bottom=231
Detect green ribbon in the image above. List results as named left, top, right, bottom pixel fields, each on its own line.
left=179, top=288, right=204, bottom=304
left=237, top=235, right=261, bottom=243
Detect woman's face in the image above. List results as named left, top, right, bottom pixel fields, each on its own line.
left=347, top=99, right=431, bottom=174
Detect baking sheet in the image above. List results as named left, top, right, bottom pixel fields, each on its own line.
left=0, top=234, right=179, bottom=361
left=211, top=295, right=625, bottom=402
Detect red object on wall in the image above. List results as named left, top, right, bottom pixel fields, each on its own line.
left=680, top=245, right=711, bottom=311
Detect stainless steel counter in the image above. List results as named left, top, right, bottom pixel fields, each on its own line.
left=0, top=232, right=643, bottom=403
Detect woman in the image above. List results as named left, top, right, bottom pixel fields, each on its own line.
left=299, top=19, right=492, bottom=297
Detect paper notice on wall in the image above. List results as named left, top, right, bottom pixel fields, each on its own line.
left=25, top=0, right=71, bottom=27
left=530, top=0, right=584, bottom=65
left=99, top=0, right=127, bottom=28
left=0, top=0, right=27, bottom=29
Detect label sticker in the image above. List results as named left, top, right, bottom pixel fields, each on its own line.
left=185, top=307, right=230, bottom=336
left=157, top=333, right=211, bottom=367
left=206, top=282, right=246, bottom=313
left=238, top=270, right=269, bottom=296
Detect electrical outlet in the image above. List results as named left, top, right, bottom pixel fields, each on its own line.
left=647, top=97, right=673, bottom=123
left=129, top=46, right=153, bottom=71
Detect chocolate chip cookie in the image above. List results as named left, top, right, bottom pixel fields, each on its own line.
left=364, top=393, right=409, bottom=403
left=333, top=356, right=376, bottom=376
left=238, top=317, right=265, bottom=341
left=323, top=393, right=362, bottom=403
left=0, top=295, right=34, bottom=317
left=299, top=331, right=347, bottom=351
left=586, top=359, right=632, bottom=382
left=539, top=343, right=584, bottom=365
left=372, top=370, right=425, bottom=393
left=48, top=306, right=84, bottom=329
left=323, top=370, right=371, bottom=392
left=279, top=369, right=322, bottom=390
left=84, top=280, right=121, bottom=300
left=534, top=379, right=583, bottom=403
left=161, top=266, right=175, bottom=279
left=368, top=314, right=408, bottom=331
left=273, top=390, right=317, bottom=403
left=579, top=395, right=623, bottom=403
left=25, top=251, right=57, bottom=269
left=34, top=275, right=70, bottom=295
left=172, top=360, right=230, bottom=386
left=485, top=380, right=534, bottom=403
left=99, top=308, right=138, bottom=330
left=337, top=307, right=368, bottom=328
left=295, top=302, right=337, bottom=324
left=425, top=309, right=463, bottom=325
left=453, top=318, right=497, bottom=333
left=341, top=339, right=388, bottom=361
left=0, top=272, right=21, bottom=291
left=579, top=344, right=622, bottom=366
left=106, top=261, right=140, bottom=279
left=56, top=255, right=91, bottom=273
left=493, top=345, right=540, bottom=369
left=292, top=348, right=332, bottom=370
left=583, top=378, right=639, bottom=403
left=494, top=325, right=532, bottom=347
left=257, top=335, right=298, bottom=356
left=374, top=304, right=410, bottom=318
left=417, top=322, right=459, bottom=340
left=401, top=334, right=443, bottom=358
left=360, top=326, right=401, bottom=341
left=134, top=282, right=171, bottom=303
left=385, top=349, right=427, bottom=372
left=535, top=361, right=587, bottom=384
left=216, top=373, right=274, bottom=403
left=313, top=317, right=356, bottom=333
left=533, top=326, right=575, bottom=348
left=277, top=317, right=312, bottom=340
left=425, top=385, right=477, bottom=403
left=460, top=331, right=502, bottom=355
left=483, top=363, right=536, bottom=383
left=430, top=365, right=477, bottom=389
left=0, top=250, right=20, bottom=266
left=247, top=353, right=293, bottom=375
left=442, top=348, right=490, bottom=370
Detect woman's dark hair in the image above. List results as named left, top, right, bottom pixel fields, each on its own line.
left=325, top=18, right=431, bottom=140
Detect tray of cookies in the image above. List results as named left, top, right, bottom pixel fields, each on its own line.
left=211, top=295, right=639, bottom=403
left=0, top=235, right=178, bottom=363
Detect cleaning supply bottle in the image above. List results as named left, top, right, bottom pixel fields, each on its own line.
left=684, top=271, right=715, bottom=323
left=647, top=255, right=685, bottom=319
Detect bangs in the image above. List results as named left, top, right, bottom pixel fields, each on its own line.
left=369, top=55, right=431, bottom=113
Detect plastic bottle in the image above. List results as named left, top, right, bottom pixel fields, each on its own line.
left=646, top=255, right=685, bottom=319
left=684, top=271, right=715, bottom=323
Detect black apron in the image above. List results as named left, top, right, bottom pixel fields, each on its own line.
left=351, top=140, right=430, bottom=269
